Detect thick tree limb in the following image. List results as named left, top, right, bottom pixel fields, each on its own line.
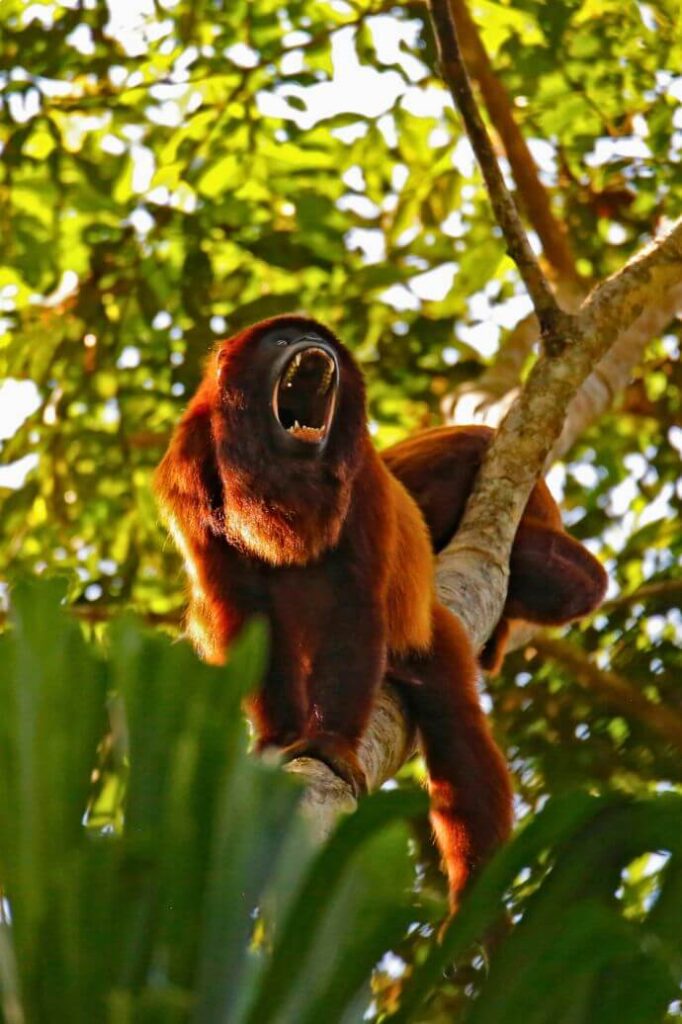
left=286, top=687, right=416, bottom=834
left=551, top=263, right=682, bottom=460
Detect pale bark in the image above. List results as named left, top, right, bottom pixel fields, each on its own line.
left=551, top=271, right=682, bottom=460
left=439, top=219, right=682, bottom=641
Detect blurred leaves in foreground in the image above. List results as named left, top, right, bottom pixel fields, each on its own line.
left=0, top=581, right=421, bottom=1023
left=1, top=583, right=681, bottom=1023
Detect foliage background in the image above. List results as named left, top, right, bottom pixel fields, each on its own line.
left=0, top=0, right=681, bottom=1019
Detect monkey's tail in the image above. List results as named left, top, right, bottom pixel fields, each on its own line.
left=397, top=604, right=514, bottom=910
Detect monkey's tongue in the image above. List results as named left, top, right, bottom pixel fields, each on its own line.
left=287, top=423, right=325, bottom=442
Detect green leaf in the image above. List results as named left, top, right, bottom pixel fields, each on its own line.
left=243, top=789, right=427, bottom=1024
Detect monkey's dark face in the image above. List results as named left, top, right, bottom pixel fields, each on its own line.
left=268, top=326, right=339, bottom=455
left=215, top=316, right=364, bottom=467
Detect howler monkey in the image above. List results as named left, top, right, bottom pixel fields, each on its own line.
left=155, top=315, right=603, bottom=907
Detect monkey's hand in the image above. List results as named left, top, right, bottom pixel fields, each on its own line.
left=280, top=733, right=368, bottom=797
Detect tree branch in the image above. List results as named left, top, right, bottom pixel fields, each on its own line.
left=428, top=0, right=560, bottom=328
left=533, top=636, right=682, bottom=755
left=440, top=0, right=589, bottom=424
left=441, top=8, right=682, bottom=452
left=294, top=218, right=682, bottom=823
left=286, top=687, right=416, bottom=834
left=551, top=233, right=682, bottom=459
left=601, top=579, right=682, bottom=614
left=447, top=0, right=580, bottom=286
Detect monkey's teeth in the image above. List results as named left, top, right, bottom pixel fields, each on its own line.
left=288, top=423, right=326, bottom=441
left=283, top=354, right=303, bottom=386
left=317, top=365, right=333, bottom=393
left=276, top=348, right=335, bottom=442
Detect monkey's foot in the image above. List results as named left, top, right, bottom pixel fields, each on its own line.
left=280, top=734, right=368, bottom=798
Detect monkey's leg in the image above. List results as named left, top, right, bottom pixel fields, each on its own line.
left=281, top=597, right=387, bottom=796
left=247, top=616, right=308, bottom=752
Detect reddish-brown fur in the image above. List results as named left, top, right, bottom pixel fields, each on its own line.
left=383, top=425, right=608, bottom=671
left=155, top=315, right=513, bottom=908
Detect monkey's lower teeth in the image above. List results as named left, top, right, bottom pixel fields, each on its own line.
left=288, top=424, right=325, bottom=441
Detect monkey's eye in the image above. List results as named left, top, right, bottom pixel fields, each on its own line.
left=274, top=338, right=289, bottom=347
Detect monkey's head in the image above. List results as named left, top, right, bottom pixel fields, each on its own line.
left=156, top=316, right=370, bottom=565
left=213, top=315, right=367, bottom=471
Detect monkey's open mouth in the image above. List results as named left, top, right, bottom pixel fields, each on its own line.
left=273, top=346, right=338, bottom=445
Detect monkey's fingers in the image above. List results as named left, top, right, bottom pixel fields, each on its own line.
left=280, top=734, right=368, bottom=797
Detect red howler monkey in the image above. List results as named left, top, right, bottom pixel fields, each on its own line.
left=154, top=315, right=603, bottom=906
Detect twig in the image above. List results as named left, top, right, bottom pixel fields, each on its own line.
left=447, top=0, right=579, bottom=285
left=534, top=636, right=682, bottom=754
left=428, top=0, right=561, bottom=331
left=601, top=579, right=682, bottom=614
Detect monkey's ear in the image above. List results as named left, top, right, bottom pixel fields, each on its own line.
left=154, top=396, right=224, bottom=541
left=505, top=519, right=607, bottom=625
